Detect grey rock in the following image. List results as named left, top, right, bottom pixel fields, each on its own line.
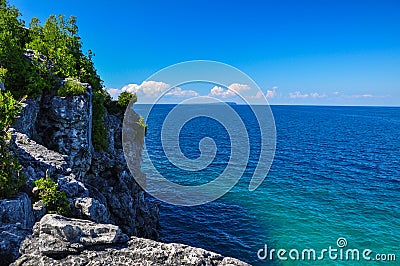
left=12, top=215, right=248, bottom=266
left=21, top=214, right=129, bottom=256
left=57, top=175, right=89, bottom=198
left=12, top=132, right=71, bottom=185
left=32, top=202, right=46, bottom=222
left=73, top=197, right=110, bottom=223
left=13, top=97, right=41, bottom=138
left=35, top=83, right=93, bottom=179
left=87, top=111, right=159, bottom=239
left=0, top=193, right=34, bottom=230
left=0, top=194, right=34, bottom=264
left=0, top=224, right=31, bottom=265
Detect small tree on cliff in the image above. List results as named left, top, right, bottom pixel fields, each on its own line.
left=0, top=90, right=26, bottom=198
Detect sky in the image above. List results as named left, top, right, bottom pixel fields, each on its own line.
left=10, top=0, right=400, bottom=106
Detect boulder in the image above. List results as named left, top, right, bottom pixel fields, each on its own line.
left=0, top=193, right=34, bottom=229
left=20, top=214, right=129, bottom=256
left=0, top=224, right=31, bottom=265
left=0, top=193, right=34, bottom=264
left=12, top=97, right=41, bottom=139
left=13, top=215, right=248, bottom=266
left=72, top=197, right=110, bottom=223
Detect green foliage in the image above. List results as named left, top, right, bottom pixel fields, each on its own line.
left=0, top=67, right=7, bottom=82
left=33, top=177, right=70, bottom=216
left=137, top=116, right=148, bottom=136
left=58, top=79, right=86, bottom=97
left=1, top=2, right=110, bottom=151
left=0, top=1, right=31, bottom=98
left=0, top=90, right=26, bottom=198
left=26, top=14, right=109, bottom=151
left=118, top=92, right=137, bottom=108
left=92, top=89, right=108, bottom=151
left=106, top=92, right=137, bottom=115
left=27, top=15, right=80, bottom=80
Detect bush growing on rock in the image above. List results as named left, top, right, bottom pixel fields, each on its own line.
left=137, top=116, right=148, bottom=136
left=118, top=91, right=137, bottom=108
left=58, top=79, right=86, bottom=97
left=92, top=88, right=109, bottom=151
left=0, top=90, right=26, bottom=198
left=106, top=91, right=138, bottom=115
left=1, top=1, right=112, bottom=152
left=33, top=175, right=70, bottom=216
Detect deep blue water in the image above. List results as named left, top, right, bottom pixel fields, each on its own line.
left=134, top=105, right=400, bottom=265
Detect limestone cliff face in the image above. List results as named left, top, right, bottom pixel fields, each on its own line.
left=0, top=83, right=159, bottom=263
left=35, top=85, right=93, bottom=179
left=30, top=85, right=159, bottom=239
left=0, top=84, right=248, bottom=265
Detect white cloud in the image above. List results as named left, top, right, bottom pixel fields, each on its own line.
left=122, top=81, right=170, bottom=98
left=342, top=93, right=376, bottom=99
left=310, top=92, right=327, bottom=99
left=118, top=81, right=201, bottom=100
left=166, top=87, right=199, bottom=97
left=228, top=83, right=251, bottom=93
left=107, top=88, right=121, bottom=99
left=362, top=94, right=373, bottom=98
left=289, top=91, right=309, bottom=99
left=250, top=91, right=264, bottom=99
left=209, top=83, right=251, bottom=98
left=266, top=86, right=278, bottom=99
left=209, top=86, right=233, bottom=98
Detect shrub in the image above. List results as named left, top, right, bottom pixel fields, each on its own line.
left=92, top=88, right=108, bottom=151
left=0, top=90, right=26, bottom=198
left=58, top=79, right=86, bottom=97
left=118, top=91, right=137, bottom=108
left=0, top=67, right=7, bottom=82
left=33, top=176, right=70, bottom=216
left=137, top=116, right=148, bottom=136
left=106, top=92, right=137, bottom=115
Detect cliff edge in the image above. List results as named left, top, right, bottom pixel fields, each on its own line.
left=0, top=84, right=248, bottom=265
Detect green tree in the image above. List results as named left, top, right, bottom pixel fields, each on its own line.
left=0, top=90, right=26, bottom=198
left=27, top=14, right=109, bottom=150
left=33, top=176, right=70, bottom=216
left=1, top=1, right=111, bottom=151
left=0, top=0, right=29, bottom=97
left=118, top=91, right=137, bottom=108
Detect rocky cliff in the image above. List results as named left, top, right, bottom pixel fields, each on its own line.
left=0, top=84, right=248, bottom=265
left=11, top=214, right=248, bottom=266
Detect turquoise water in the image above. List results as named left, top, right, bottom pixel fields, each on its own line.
left=135, top=105, right=400, bottom=265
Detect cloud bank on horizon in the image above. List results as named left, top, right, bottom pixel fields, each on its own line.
left=107, top=81, right=385, bottom=106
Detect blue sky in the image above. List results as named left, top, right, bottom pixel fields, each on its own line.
left=10, top=0, right=400, bottom=105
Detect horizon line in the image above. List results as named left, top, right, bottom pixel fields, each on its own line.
left=134, top=103, right=400, bottom=108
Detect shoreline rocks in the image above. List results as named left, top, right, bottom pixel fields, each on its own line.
left=12, top=215, right=249, bottom=266
left=0, top=85, right=248, bottom=265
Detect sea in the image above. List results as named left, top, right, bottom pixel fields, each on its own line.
left=134, top=104, right=400, bottom=265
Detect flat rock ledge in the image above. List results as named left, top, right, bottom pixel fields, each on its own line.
left=12, top=215, right=249, bottom=266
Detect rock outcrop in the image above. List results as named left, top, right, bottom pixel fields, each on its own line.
left=0, top=194, right=35, bottom=264
left=0, top=83, right=247, bottom=265
left=12, top=215, right=248, bottom=266
left=9, top=84, right=159, bottom=240
left=35, top=86, right=93, bottom=179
